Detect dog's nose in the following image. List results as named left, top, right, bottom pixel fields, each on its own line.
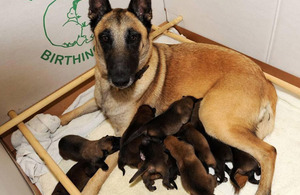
left=112, top=77, right=130, bottom=87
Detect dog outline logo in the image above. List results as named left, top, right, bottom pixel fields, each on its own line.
left=43, top=0, right=94, bottom=48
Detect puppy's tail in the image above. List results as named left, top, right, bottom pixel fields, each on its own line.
left=122, top=126, right=147, bottom=146
left=230, top=172, right=248, bottom=194
left=129, top=163, right=148, bottom=183
left=118, top=159, right=126, bottom=176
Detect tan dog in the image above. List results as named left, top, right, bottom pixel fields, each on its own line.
left=60, top=0, right=277, bottom=194
left=164, top=135, right=217, bottom=195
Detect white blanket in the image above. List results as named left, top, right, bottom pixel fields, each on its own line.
left=11, top=86, right=105, bottom=188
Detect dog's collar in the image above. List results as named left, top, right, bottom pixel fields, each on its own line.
left=134, top=64, right=149, bottom=82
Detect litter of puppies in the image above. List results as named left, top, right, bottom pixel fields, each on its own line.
left=54, top=96, right=262, bottom=195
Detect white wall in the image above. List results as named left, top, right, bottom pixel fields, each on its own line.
left=0, top=0, right=165, bottom=125
left=164, top=0, right=300, bottom=78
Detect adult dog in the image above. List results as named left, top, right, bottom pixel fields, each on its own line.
left=60, top=0, right=277, bottom=194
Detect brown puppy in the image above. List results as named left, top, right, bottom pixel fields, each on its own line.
left=190, top=99, right=233, bottom=183
left=129, top=141, right=177, bottom=191
left=164, top=136, right=217, bottom=195
left=178, top=123, right=217, bottom=170
left=123, top=96, right=195, bottom=145
left=52, top=162, right=97, bottom=195
left=59, top=135, right=120, bottom=170
left=118, top=105, right=156, bottom=175
left=230, top=147, right=261, bottom=193
left=60, top=0, right=277, bottom=194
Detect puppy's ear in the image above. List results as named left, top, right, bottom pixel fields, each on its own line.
left=89, top=0, right=112, bottom=32
left=128, top=0, right=152, bottom=33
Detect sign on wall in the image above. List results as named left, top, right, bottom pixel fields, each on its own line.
left=0, top=0, right=97, bottom=124
left=40, top=0, right=95, bottom=65
left=41, top=0, right=95, bottom=65
left=0, top=0, right=96, bottom=67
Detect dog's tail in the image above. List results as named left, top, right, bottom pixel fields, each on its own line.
left=129, top=163, right=148, bottom=183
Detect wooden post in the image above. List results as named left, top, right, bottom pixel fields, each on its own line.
left=152, top=25, right=194, bottom=43
left=8, top=110, right=81, bottom=195
left=150, top=16, right=183, bottom=39
left=264, top=73, right=300, bottom=97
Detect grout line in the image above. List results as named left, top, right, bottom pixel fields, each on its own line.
left=266, top=0, right=282, bottom=63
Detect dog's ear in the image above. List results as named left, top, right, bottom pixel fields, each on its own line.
left=88, top=0, right=112, bottom=32
left=128, top=0, right=152, bottom=33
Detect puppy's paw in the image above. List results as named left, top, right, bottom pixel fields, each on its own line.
left=146, top=185, right=157, bottom=191
left=101, top=163, right=109, bottom=171
left=208, top=167, right=215, bottom=175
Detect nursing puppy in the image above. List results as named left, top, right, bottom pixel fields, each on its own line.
left=59, top=135, right=120, bottom=170
left=230, top=147, right=261, bottom=193
left=164, top=136, right=217, bottom=195
left=52, top=162, right=97, bottom=195
left=178, top=123, right=216, bottom=170
left=123, top=96, right=195, bottom=145
left=60, top=0, right=278, bottom=194
left=207, top=137, right=233, bottom=184
left=118, top=105, right=156, bottom=175
left=129, top=141, right=177, bottom=191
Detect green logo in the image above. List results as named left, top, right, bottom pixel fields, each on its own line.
left=41, top=0, right=95, bottom=65
left=43, top=0, right=94, bottom=48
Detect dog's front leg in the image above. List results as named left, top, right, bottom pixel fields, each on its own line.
left=81, top=151, right=119, bottom=195
left=60, top=98, right=99, bottom=125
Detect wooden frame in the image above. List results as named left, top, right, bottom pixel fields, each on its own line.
left=0, top=15, right=299, bottom=195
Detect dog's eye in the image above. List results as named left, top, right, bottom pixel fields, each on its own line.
left=126, top=28, right=141, bottom=45
left=99, top=29, right=112, bottom=45
left=130, top=34, right=138, bottom=41
left=101, top=35, right=109, bottom=42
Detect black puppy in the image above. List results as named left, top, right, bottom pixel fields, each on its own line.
left=59, top=135, right=120, bottom=170
left=123, top=96, right=196, bottom=145
left=230, top=147, right=261, bottom=193
left=206, top=136, right=233, bottom=184
left=129, top=141, right=178, bottom=191
left=52, top=162, right=97, bottom=195
left=118, top=105, right=156, bottom=175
